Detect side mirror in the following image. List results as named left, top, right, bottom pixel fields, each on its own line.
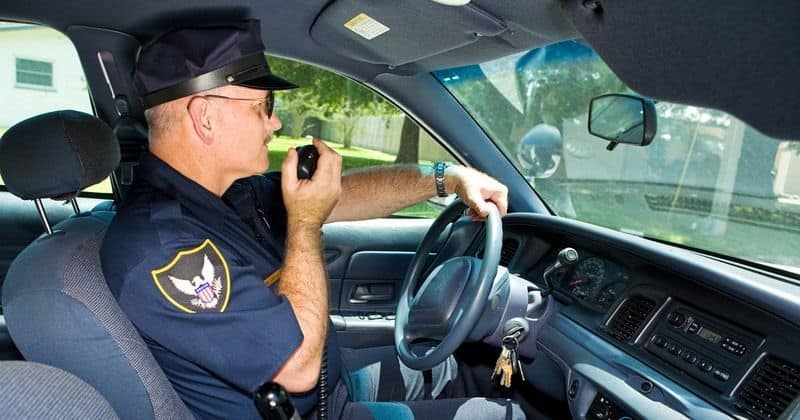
left=589, top=94, right=657, bottom=150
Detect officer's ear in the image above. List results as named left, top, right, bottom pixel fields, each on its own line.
left=186, top=96, right=215, bottom=144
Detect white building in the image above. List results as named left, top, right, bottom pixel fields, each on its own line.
left=0, top=22, right=92, bottom=133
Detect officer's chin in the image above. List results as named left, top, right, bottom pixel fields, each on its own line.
left=253, top=155, right=269, bottom=175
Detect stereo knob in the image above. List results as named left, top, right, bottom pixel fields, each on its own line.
left=667, top=312, right=686, bottom=328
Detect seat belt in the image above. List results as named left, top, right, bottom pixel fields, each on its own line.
left=98, top=50, right=146, bottom=202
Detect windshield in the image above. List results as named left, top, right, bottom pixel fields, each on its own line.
left=435, top=40, right=800, bottom=275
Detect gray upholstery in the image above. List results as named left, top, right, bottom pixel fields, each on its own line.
left=3, top=214, right=193, bottom=420
left=0, top=360, right=119, bottom=419
left=0, top=110, right=120, bottom=200
left=1, top=111, right=193, bottom=420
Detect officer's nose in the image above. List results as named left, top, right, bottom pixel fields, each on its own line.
left=267, top=112, right=282, bottom=132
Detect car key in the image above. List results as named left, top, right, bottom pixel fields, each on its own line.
left=491, top=346, right=512, bottom=387
left=295, top=144, right=319, bottom=180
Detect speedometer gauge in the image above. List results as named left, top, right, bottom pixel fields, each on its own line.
left=566, top=257, right=605, bottom=300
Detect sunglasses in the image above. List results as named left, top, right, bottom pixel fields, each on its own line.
left=191, top=90, right=275, bottom=118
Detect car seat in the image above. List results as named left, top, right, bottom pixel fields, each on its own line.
left=0, top=110, right=193, bottom=420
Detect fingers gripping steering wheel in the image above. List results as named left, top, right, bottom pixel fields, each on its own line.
left=394, top=199, right=502, bottom=370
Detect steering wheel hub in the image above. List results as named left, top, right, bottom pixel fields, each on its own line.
left=406, top=257, right=480, bottom=340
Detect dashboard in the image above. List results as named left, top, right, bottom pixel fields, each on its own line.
left=494, top=213, right=800, bottom=420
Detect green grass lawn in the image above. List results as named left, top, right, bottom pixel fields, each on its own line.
left=267, top=136, right=432, bottom=171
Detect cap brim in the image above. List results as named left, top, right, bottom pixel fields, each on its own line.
left=236, top=73, right=298, bottom=91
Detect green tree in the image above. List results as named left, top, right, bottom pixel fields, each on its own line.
left=439, top=46, right=627, bottom=157
left=394, top=117, right=419, bottom=164
left=514, top=57, right=628, bottom=141
left=269, top=57, right=397, bottom=148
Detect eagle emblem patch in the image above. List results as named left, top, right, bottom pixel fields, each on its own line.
left=151, top=239, right=231, bottom=313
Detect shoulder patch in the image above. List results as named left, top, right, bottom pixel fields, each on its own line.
left=151, top=239, right=231, bottom=313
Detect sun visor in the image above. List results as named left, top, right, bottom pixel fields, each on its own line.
left=561, top=0, right=800, bottom=139
left=311, top=0, right=507, bottom=67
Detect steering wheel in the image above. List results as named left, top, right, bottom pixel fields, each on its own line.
left=394, top=199, right=502, bottom=370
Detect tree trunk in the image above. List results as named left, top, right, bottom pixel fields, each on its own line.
left=342, top=119, right=353, bottom=149
left=395, top=116, right=420, bottom=164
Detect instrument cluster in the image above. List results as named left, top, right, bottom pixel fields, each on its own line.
left=557, top=254, right=631, bottom=312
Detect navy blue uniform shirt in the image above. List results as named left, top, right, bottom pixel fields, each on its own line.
left=101, top=151, right=341, bottom=419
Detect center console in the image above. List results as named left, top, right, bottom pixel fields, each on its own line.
left=644, top=300, right=764, bottom=394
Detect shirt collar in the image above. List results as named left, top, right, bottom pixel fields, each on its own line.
left=138, top=151, right=238, bottom=229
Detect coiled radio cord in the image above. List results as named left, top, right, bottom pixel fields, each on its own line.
left=318, top=346, right=328, bottom=420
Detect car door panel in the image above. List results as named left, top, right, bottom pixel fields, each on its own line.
left=322, top=218, right=433, bottom=347
left=339, top=251, right=414, bottom=313
left=323, top=218, right=434, bottom=311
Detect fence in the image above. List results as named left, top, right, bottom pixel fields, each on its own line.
left=320, top=115, right=453, bottom=162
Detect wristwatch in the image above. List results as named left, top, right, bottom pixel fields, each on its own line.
left=433, top=161, right=449, bottom=197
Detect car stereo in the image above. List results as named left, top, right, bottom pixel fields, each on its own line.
left=644, top=300, right=764, bottom=393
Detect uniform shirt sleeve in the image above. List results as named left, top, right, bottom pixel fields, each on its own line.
left=116, top=234, right=303, bottom=395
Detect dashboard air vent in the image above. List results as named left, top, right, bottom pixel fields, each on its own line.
left=736, top=356, right=800, bottom=420
left=605, top=295, right=657, bottom=342
left=500, top=239, right=519, bottom=267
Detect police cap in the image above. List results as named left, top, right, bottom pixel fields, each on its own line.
left=136, top=19, right=297, bottom=109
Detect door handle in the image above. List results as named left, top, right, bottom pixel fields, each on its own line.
left=349, top=284, right=395, bottom=304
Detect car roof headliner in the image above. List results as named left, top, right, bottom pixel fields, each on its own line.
left=2, top=0, right=799, bottom=139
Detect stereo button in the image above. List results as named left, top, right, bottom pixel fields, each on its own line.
left=713, top=368, right=731, bottom=382
left=653, top=336, right=667, bottom=348
left=698, top=360, right=714, bottom=372
left=668, top=344, right=683, bottom=356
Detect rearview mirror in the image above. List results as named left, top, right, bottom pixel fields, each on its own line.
left=589, top=94, right=657, bottom=150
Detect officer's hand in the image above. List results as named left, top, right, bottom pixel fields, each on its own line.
left=448, top=166, right=509, bottom=220
left=281, top=138, right=342, bottom=229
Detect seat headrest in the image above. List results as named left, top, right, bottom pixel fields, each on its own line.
left=0, top=110, right=121, bottom=200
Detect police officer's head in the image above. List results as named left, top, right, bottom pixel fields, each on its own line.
left=135, top=20, right=297, bottom=179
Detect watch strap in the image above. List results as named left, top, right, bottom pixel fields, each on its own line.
left=434, top=162, right=448, bottom=197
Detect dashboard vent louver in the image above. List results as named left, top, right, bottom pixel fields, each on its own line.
left=736, top=356, right=800, bottom=420
left=605, top=295, right=657, bottom=342
left=500, top=239, right=519, bottom=266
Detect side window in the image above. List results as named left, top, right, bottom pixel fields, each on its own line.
left=269, top=57, right=456, bottom=218
left=0, top=22, right=111, bottom=197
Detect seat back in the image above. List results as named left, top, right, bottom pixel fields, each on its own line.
left=0, top=360, right=119, bottom=419
left=0, top=110, right=193, bottom=420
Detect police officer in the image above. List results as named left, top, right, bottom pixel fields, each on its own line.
left=101, top=20, right=518, bottom=419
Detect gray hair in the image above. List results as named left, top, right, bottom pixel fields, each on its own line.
left=143, top=102, right=179, bottom=142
